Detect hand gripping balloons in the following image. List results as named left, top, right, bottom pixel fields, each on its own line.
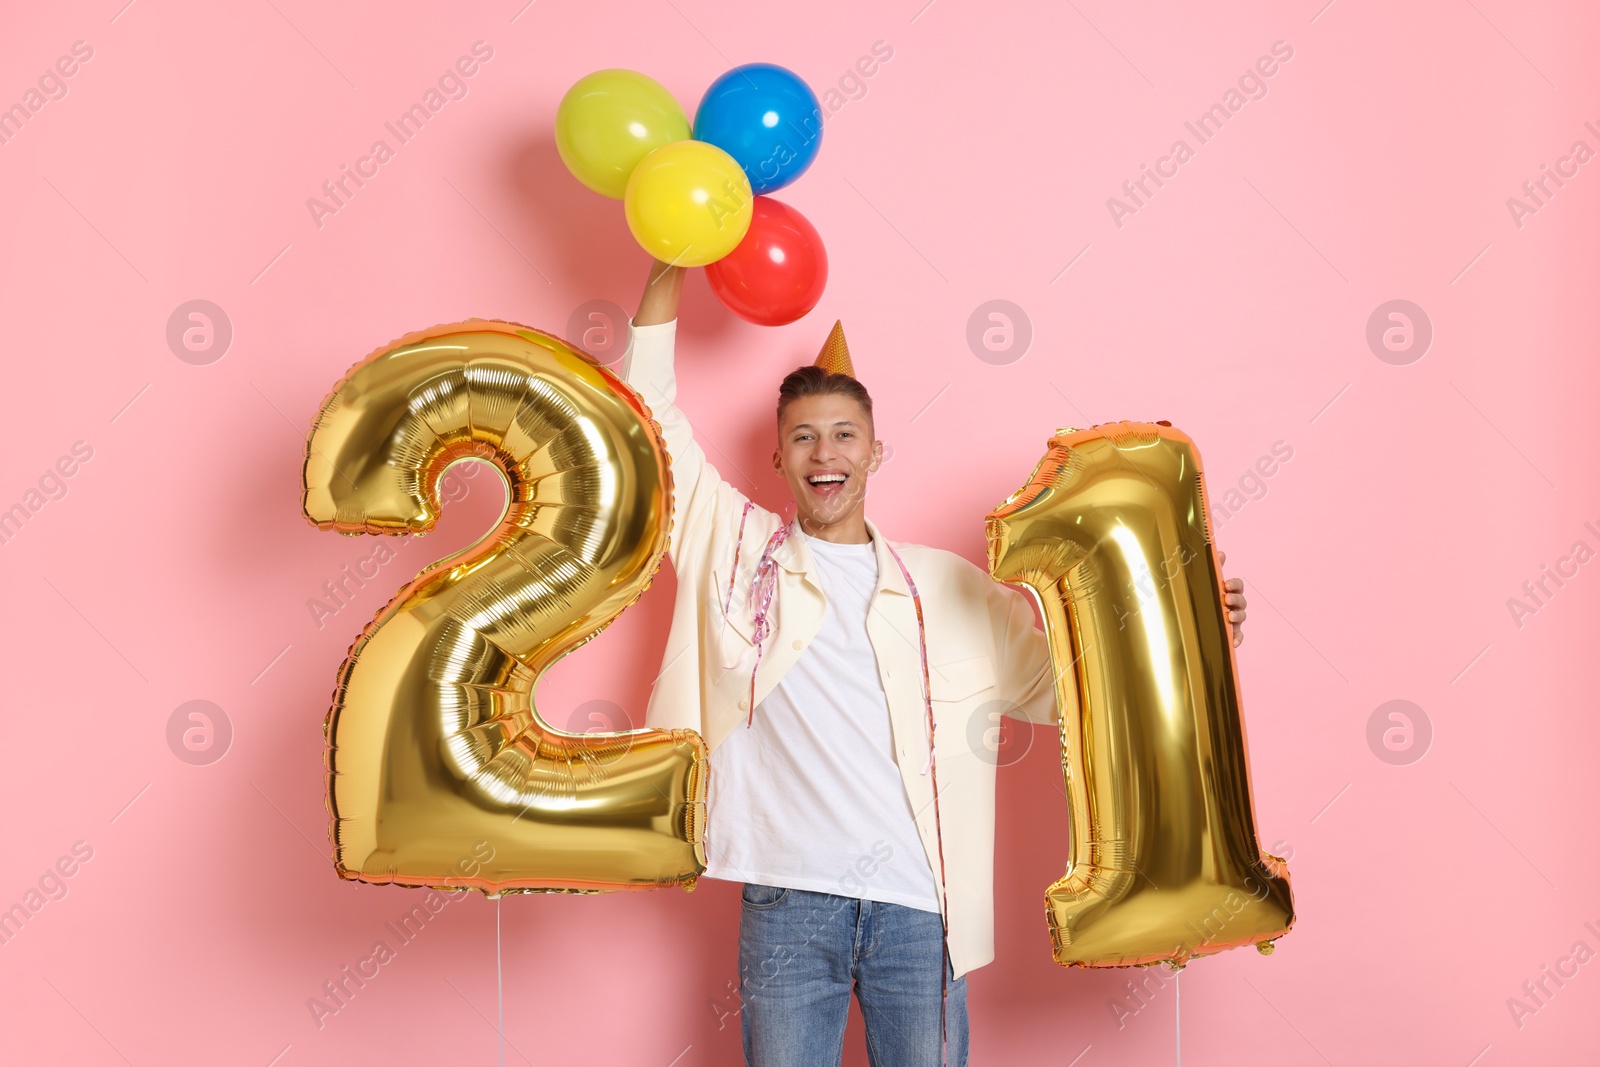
left=694, top=63, right=823, bottom=194
left=986, top=421, right=1294, bottom=968
left=302, top=321, right=707, bottom=895
left=705, top=196, right=828, bottom=326
left=556, top=69, right=691, bottom=199
left=624, top=140, right=753, bottom=267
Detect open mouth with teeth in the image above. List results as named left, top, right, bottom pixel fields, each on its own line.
left=805, top=471, right=850, bottom=500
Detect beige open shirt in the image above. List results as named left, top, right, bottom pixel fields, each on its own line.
left=620, top=317, right=1073, bottom=980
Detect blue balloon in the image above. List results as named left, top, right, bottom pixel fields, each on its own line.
left=693, top=63, right=822, bottom=195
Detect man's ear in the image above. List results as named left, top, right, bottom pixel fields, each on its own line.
left=867, top=438, right=884, bottom=474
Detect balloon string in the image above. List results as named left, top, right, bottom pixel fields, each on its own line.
left=1175, top=968, right=1180, bottom=1067
left=497, top=896, right=504, bottom=1067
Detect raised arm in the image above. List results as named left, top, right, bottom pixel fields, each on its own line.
left=633, top=258, right=684, bottom=327
left=619, top=259, right=760, bottom=573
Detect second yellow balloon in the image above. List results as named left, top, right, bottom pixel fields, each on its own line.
left=624, top=141, right=753, bottom=267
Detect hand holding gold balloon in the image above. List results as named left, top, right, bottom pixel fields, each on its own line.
left=556, top=65, right=829, bottom=324
left=302, top=321, right=706, bottom=895
left=987, top=421, right=1294, bottom=969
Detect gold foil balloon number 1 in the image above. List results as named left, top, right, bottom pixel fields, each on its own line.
left=301, top=320, right=706, bottom=895
left=987, top=421, right=1294, bottom=968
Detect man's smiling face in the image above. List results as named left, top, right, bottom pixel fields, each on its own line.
left=773, top=392, right=882, bottom=537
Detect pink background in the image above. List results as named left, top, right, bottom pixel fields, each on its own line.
left=2, top=1, right=1596, bottom=1063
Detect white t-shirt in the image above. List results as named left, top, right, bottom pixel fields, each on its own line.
left=701, top=527, right=942, bottom=913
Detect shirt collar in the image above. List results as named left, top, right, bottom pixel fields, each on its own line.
left=777, top=514, right=911, bottom=597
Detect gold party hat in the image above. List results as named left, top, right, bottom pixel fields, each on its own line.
left=814, top=320, right=855, bottom=378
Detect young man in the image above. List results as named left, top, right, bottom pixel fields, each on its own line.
left=620, top=260, right=1248, bottom=1066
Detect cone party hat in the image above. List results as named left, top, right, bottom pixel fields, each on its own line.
left=813, top=320, right=855, bottom=378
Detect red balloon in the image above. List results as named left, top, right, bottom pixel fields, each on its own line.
left=705, top=196, right=828, bottom=326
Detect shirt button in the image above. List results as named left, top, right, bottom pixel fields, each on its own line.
left=738, top=699, right=749, bottom=711
left=792, top=639, right=803, bottom=650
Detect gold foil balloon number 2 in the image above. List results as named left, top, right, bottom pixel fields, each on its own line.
left=987, top=421, right=1294, bottom=970
left=301, top=320, right=705, bottom=896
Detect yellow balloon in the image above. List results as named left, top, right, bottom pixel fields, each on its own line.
left=302, top=320, right=706, bottom=895
left=556, top=69, right=691, bottom=199
left=624, top=140, right=753, bottom=267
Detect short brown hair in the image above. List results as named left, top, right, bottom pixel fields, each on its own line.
left=776, top=366, right=875, bottom=433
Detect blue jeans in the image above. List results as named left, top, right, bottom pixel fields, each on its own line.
left=738, top=883, right=969, bottom=1066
